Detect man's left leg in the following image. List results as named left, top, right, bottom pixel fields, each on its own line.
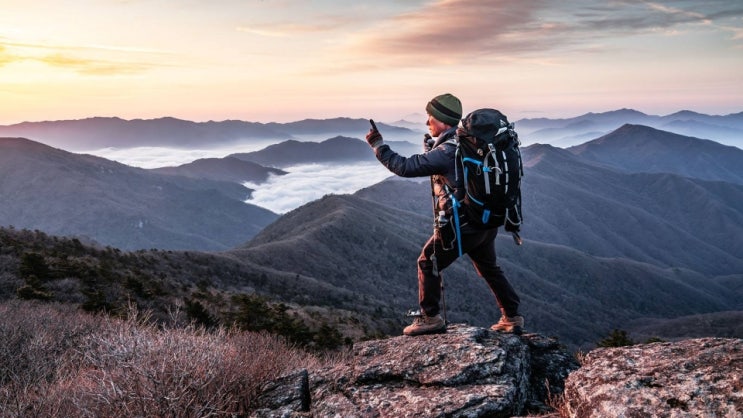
left=467, top=229, right=523, bottom=334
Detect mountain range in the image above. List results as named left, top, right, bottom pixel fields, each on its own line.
left=2, top=108, right=741, bottom=152
left=0, top=117, right=418, bottom=151
left=0, top=137, right=277, bottom=250
left=515, top=108, right=743, bottom=148
left=229, top=191, right=741, bottom=349
left=228, top=136, right=421, bottom=168
left=568, top=124, right=743, bottom=184
left=1, top=120, right=742, bottom=349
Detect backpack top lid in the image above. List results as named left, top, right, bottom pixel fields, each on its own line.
left=457, top=108, right=510, bottom=142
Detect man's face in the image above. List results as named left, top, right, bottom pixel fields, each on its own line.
left=426, top=114, right=448, bottom=137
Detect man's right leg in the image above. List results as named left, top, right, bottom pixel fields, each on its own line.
left=403, top=234, right=459, bottom=336
left=416, top=234, right=460, bottom=317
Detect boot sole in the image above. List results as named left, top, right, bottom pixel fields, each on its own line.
left=404, top=326, right=447, bottom=336
left=492, top=326, right=523, bottom=335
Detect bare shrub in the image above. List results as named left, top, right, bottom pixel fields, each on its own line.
left=0, top=301, right=106, bottom=416
left=0, top=301, right=320, bottom=417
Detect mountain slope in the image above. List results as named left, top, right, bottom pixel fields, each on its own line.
left=0, top=226, right=396, bottom=345
left=522, top=144, right=743, bottom=275
left=0, top=137, right=277, bottom=250
left=354, top=143, right=743, bottom=276
left=229, top=136, right=420, bottom=168
left=0, top=117, right=419, bottom=151
left=229, top=194, right=739, bottom=349
left=568, top=124, right=743, bottom=184
left=628, top=311, right=743, bottom=342
left=231, top=194, right=427, bottom=310
left=264, top=117, right=416, bottom=138
left=150, top=156, right=287, bottom=185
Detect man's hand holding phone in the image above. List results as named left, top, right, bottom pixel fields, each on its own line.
left=366, top=119, right=384, bottom=149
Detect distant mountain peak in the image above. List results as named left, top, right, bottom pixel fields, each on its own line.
left=322, top=135, right=358, bottom=144
left=521, top=143, right=585, bottom=168
left=594, top=123, right=706, bottom=144
left=612, top=123, right=656, bottom=133
left=580, top=108, right=649, bottom=119
left=666, top=110, right=706, bottom=119
left=567, top=124, right=743, bottom=184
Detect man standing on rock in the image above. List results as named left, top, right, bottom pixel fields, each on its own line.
left=365, top=93, right=523, bottom=336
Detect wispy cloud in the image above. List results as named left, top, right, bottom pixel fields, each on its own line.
left=38, top=53, right=154, bottom=75
left=344, top=0, right=542, bottom=65
left=335, top=0, right=743, bottom=69
left=0, top=38, right=169, bottom=75
left=0, top=45, right=16, bottom=66
left=236, top=18, right=348, bottom=38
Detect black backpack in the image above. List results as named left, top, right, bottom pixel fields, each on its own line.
left=455, top=108, right=523, bottom=240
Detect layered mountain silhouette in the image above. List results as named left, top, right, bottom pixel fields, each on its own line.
left=2, top=120, right=742, bottom=348
left=516, top=108, right=743, bottom=148
left=355, top=142, right=743, bottom=277
left=4, top=109, right=740, bottom=152
left=262, top=117, right=416, bottom=141
left=229, top=193, right=740, bottom=349
left=519, top=144, right=743, bottom=276
left=0, top=117, right=287, bottom=150
left=228, top=136, right=421, bottom=168
left=0, top=117, right=417, bottom=151
left=568, top=124, right=743, bottom=184
left=226, top=124, right=742, bottom=347
left=0, top=137, right=277, bottom=250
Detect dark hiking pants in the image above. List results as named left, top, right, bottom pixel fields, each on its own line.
left=417, top=228, right=520, bottom=318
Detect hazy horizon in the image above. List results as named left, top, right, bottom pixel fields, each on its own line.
left=3, top=106, right=743, bottom=127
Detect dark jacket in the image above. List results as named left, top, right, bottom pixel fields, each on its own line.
left=374, top=127, right=465, bottom=219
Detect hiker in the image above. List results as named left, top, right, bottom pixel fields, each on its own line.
left=365, top=93, right=523, bottom=336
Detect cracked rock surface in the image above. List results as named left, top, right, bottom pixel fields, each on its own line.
left=564, top=337, right=743, bottom=417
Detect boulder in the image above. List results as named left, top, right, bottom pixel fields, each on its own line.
left=251, top=369, right=311, bottom=417
left=249, top=329, right=743, bottom=417
left=251, top=324, right=579, bottom=417
left=564, top=337, right=743, bottom=417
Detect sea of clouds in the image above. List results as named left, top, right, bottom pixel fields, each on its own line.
left=242, top=162, right=392, bottom=213
left=85, top=142, right=278, bottom=169
left=86, top=145, right=394, bottom=214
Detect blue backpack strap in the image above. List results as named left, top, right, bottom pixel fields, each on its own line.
left=449, top=193, right=463, bottom=258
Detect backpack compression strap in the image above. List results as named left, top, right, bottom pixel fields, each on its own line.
left=441, top=184, right=463, bottom=258
left=450, top=194, right=463, bottom=257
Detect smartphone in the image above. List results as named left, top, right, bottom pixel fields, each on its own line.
left=369, top=119, right=378, bottom=132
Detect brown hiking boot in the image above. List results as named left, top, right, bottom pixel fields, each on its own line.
left=491, top=315, right=524, bottom=335
left=403, top=314, right=446, bottom=336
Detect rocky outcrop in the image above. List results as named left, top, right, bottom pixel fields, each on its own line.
left=564, top=337, right=743, bottom=417
left=251, top=324, right=579, bottom=417
left=251, top=328, right=743, bottom=417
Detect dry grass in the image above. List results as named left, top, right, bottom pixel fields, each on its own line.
left=0, top=300, right=319, bottom=417
left=545, top=391, right=570, bottom=418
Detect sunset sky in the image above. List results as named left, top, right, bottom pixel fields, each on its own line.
left=1, top=0, right=741, bottom=125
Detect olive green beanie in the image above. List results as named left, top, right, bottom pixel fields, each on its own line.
left=426, top=93, right=462, bottom=126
